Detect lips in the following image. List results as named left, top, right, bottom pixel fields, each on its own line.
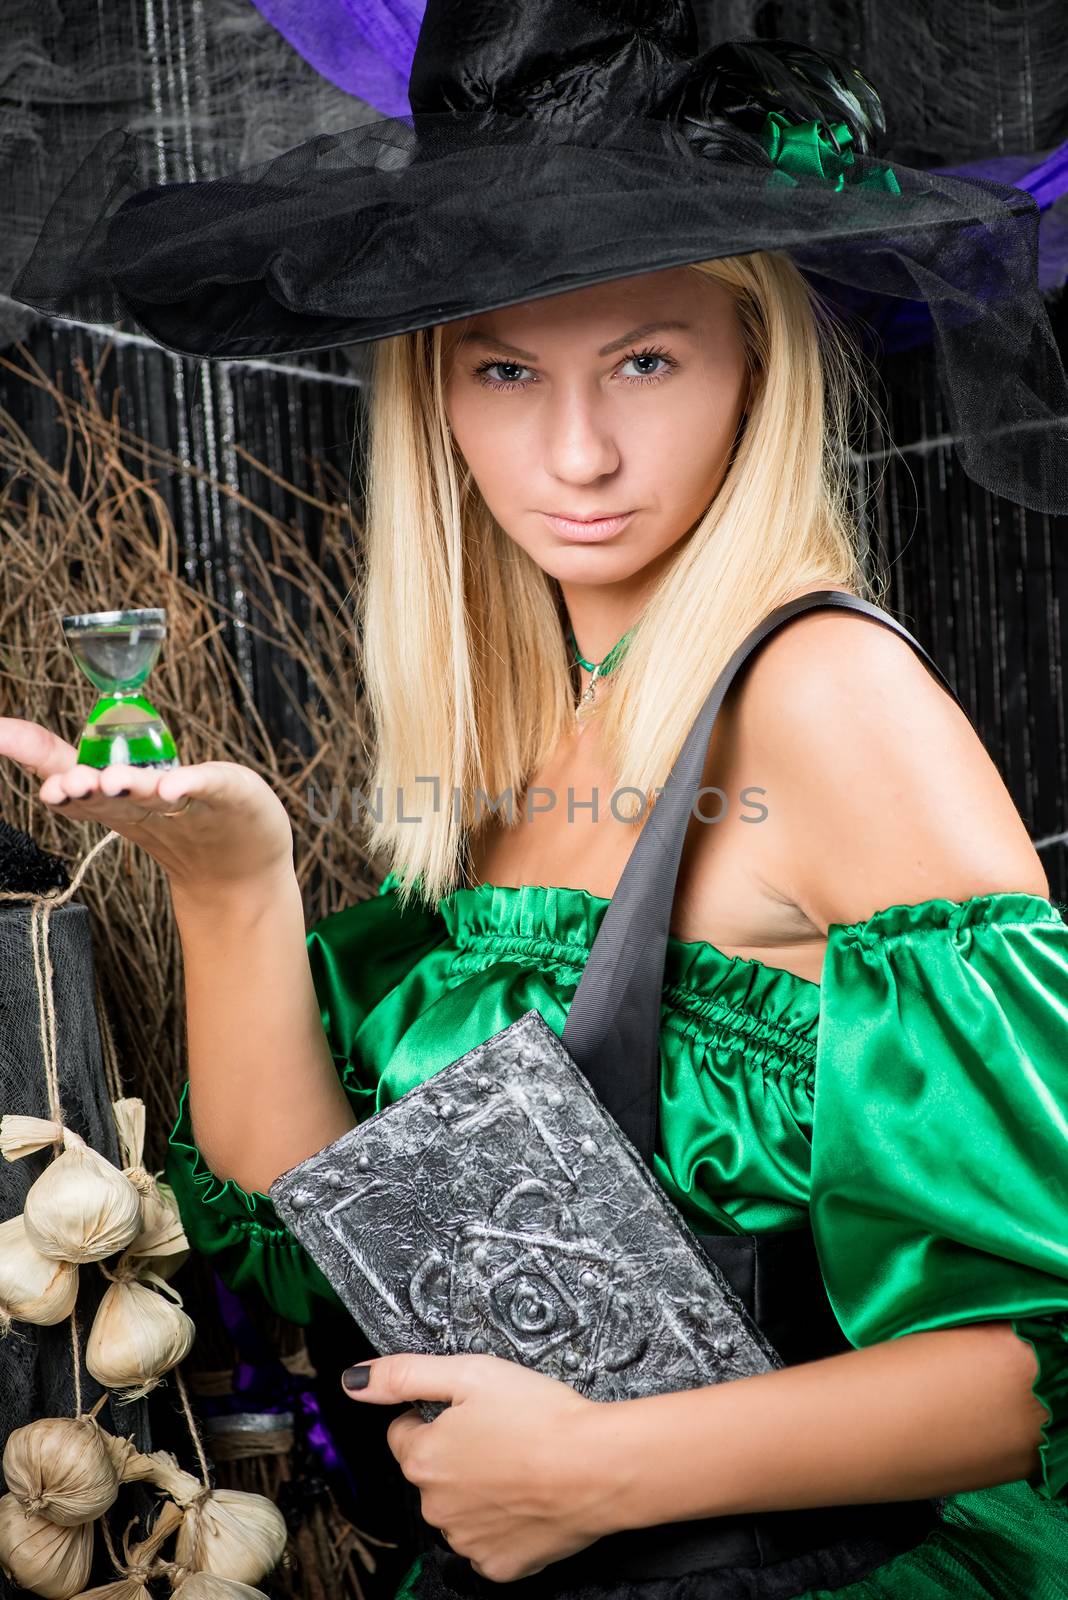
left=542, top=511, right=634, bottom=542
left=549, top=511, right=631, bottom=521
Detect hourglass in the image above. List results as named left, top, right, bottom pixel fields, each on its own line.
left=62, top=608, right=179, bottom=770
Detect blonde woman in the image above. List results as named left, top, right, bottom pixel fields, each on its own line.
left=6, top=247, right=1068, bottom=1600
left=6, top=4, right=1068, bottom=1599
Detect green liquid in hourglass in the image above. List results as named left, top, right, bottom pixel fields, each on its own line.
left=62, top=608, right=179, bottom=771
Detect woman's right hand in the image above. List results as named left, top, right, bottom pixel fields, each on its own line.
left=0, top=717, right=296, bottom=900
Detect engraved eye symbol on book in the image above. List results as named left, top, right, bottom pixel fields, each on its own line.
left=408, top=1177, right=653, bottom=1376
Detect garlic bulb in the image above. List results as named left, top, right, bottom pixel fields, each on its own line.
left=69, top=1495, right=185, bottom=1598
left=68, top=1583, right=146, bottom=1600
left=0, top=1214, right=79, bottom=1331
left=98, top=1431, right=139, bottom=1486
left=0, top=1491, right=94, bottom=1599
left=111, top=1100, right=152, bottom=1179
left=87, top=1453, right=285, bottom=1589
left=3, top=1408, right=119, bottom=1526
left=172, top=1577, right=269, bottom=1600
left=14, top=1122, right=142, bottom=1264
left=0, top=1116, right=66, bottom=1161
left=116, top=1182, right=189, bottom=1284
left=109, top=1102, right=189, bottom=1281
left=114, top=1449, right=201, bottom=1502
left=173, top=1490, right=288, bottom=1586
left=85, top=1277, right=195, bottom=1399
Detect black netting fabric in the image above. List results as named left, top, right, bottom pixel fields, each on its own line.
left=0, top=825, right=153, bottom=1598
left=8, top=101, right=1068, bottom=518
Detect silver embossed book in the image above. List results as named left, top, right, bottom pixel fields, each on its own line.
left=269, top=1007, right=782, bottom=1422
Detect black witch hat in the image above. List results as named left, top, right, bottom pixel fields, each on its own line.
left=11, top=0, right=1068, bottom=514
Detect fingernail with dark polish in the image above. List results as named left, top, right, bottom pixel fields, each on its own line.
left=342, top=1364, right=371, bottom=1391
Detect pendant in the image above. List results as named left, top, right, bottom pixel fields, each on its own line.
left=574, top=669, right=601, bottom=731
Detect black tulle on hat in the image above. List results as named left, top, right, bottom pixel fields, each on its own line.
left=11, top=0, right=1068, bottom=514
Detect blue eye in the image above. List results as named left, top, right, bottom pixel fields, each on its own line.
left=472, top=343, right=679, bottom=391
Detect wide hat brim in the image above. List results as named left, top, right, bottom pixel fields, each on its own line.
left=11, top=104, right=1068, bottom=513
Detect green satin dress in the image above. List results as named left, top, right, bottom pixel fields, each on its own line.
left=164, top=871, right=1068, bottom=1599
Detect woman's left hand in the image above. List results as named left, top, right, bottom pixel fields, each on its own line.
left=341, top=1352, right=619, bottom=1583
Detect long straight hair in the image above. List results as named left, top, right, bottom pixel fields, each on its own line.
left=357, top=250, right=887, bottom=907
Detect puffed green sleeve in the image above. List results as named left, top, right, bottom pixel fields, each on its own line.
left=163, top=876, right=446, bottom=1325
left=809, top=891, right=1068, bottom=1503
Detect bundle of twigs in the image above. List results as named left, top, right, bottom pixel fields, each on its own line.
left=0, top=342, right=390, bottom=1600
left=0, top=343, right=377, bottom=1141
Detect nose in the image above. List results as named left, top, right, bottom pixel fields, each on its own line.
left=543, top=384, right=622, bottom=484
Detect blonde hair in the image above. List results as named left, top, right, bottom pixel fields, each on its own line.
left=357, top=250, right=888, bottom=907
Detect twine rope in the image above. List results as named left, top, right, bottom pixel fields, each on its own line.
left=0, top=827, right=213, bottom=1532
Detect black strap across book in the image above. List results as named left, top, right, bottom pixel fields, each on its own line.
left=287, top=591, right=966, bottom=1596
left=524, top=589, right=962, bottom=1591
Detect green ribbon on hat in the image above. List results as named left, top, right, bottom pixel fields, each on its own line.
left=759, top=110, right=901, bottom=194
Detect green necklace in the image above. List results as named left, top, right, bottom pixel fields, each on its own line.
left=567, top=623, right=635, bottom=728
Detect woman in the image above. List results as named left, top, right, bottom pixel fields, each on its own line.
left=7, top=246, right=1061, bottom=1600
left=4, top=6, right=1068, bottom=1598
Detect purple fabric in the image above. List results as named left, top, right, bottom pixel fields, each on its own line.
left=210, top=1272, right=361, bottom=1502
left=937, top=140, right=1068, bottom=213
left=937, top=137, right=1068, bottom=296
left=249, top=0, right=424, bottom=116
left=862, top=134, right=1068, bottom=351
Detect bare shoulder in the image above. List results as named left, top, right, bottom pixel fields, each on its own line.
left=733, top=585, right=1050, bottom=930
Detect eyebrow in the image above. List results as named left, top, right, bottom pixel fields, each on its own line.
left=453, top=320, right=693, bottom=362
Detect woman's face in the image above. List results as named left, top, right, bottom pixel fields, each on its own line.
left=441, top=267, right=751, bottom=590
